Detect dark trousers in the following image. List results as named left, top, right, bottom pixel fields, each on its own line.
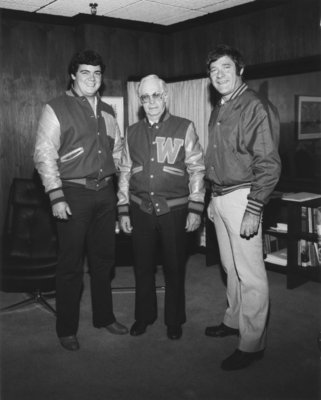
left=131, top=203, right=188, bottom=327
left=55, top=184, right=116, bottom=337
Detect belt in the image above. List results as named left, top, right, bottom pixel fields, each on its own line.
left=130, top=194, right=189, bottom=208
left=63, top=176, right=112, bottom=191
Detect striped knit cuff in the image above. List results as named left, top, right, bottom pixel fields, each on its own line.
left=48, top=188, right=65, bottom=206
left=188, top=201, right=204, bottom=216
left=246, top=198, right=264, bottom=216
left=118, top=204, right=130, bottom=216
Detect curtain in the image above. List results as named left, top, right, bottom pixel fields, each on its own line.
left=127, top=77, right=212, bottom=151
left=127, top=81, right=141, bottom=126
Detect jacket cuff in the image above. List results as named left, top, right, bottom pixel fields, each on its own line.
left=246, top=198, right=264, bottom=216
left=48, top=188, right=65, bottom=206
left=188, top=201, right=204, bottom=216
left=118, top=204, right=130, bottom=216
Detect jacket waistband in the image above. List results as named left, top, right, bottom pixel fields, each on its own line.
left=211, top=182, right=251, bottom=197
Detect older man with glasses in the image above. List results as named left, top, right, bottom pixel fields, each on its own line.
left=117, top=74, right=205, bottom=340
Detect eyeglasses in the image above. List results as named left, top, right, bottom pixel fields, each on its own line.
left=140, top=92, right=164, bottom=104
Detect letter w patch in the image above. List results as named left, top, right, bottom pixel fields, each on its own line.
left=155, top=137, right=184, bottom=164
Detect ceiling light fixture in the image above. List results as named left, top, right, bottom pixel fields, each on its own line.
left=89, top=3, right=98, bottom=15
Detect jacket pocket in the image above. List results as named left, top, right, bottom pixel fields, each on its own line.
left=131, top=166, right=143, bottom=175
left=60, top=147, right=84, bottom=163
left=163, top=166, right=185, bottom=176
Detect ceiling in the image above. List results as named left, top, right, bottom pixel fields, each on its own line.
left=0, top=0, right=256, bottom=26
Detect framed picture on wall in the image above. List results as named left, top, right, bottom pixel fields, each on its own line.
left=101, top=96, right=124, bottom=138
left=297, top=95, right=321, bottom=140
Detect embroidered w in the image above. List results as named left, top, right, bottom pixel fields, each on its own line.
left=155, top=137, right=184, bottom=164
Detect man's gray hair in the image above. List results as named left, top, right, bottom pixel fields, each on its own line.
left=137, top=74, right=168, bottom=96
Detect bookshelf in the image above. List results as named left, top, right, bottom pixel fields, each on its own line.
left=263, top=194, right=321, bottom=289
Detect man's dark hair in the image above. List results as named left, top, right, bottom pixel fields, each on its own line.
left=68, top=49, right=105, bottom=76
left=206, top=44, right=245, bottom=76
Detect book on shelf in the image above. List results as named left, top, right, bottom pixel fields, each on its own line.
left=265, top=248, right=287, bottom=266
left=301, top=206, right=321, bottom=234
left=301, top=206, right=308, bottom=232
left=263, top=231, right=287, bottom=257
left=263, top=233, right=279, bottom=255
left=269, top=222, right=288, bottom=233
left=282, top=192, right=321, bottom=202
left=314, top=242, right=321, bottom=265
left=313, top=208, right=321, bottom=234
left=298, top=239, right=321, bottom=267
left=299, top=239, right=311, bottom=267
left=308, top=207, right=313, bottom=233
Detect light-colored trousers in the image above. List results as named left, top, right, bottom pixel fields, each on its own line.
left=208, top=188, right=269, bottom=352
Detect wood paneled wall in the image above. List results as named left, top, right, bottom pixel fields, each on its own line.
left=0, top=0, right=320, bottom=235
left=0, top=12, right=167, bottom=238
left=167, top=0, right=320, bottom=78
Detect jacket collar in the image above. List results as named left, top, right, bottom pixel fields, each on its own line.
left=220, top=82, right=248, bottom=105
left=145, top=109, right=169, bottom=126
left=66, top=87, right=100, bottom=101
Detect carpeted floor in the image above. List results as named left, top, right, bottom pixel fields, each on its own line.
left=0, top=253, right=320, bottom=400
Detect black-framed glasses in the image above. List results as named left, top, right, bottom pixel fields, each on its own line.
left=140, top=92, right=164, bottom=104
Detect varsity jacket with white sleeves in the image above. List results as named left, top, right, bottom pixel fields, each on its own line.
left=117, top=111, right=205, bottom=217
left=34, top=89, right=123, bottom=205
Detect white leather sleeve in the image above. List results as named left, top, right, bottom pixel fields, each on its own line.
left=117, top=129, right=132, bottom=206
left=185, top=122, right=206, bottom=204
left=33, top=104, right=62, bottom=193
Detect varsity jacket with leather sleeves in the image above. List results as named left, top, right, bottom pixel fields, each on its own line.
left=205, top=83, right=281, bottom=216
left=117, top=112, right=205, bottom=217
left=34, top=89, right=123, bottom=205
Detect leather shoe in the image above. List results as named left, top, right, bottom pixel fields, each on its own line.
left=167, top=325, right=182, bottom=340
left=221, top=349, right=264, bottom=371
left=105, top=321, right=128, bottom=335
left=130, top=321, right=149, bottom=336
left=205, top=323, right=239, bottom=338
left=59, top=335, right=79, bottom=351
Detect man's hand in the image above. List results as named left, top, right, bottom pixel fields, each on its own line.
left=185, top=213, right=201, bottom=232
left=52, top=201, right=72, bottom=220
left=207, top=203, right=215, bottom=223
left=240, top=211, right=260, bottom=238
left=119, top=215, right=133, bottom=234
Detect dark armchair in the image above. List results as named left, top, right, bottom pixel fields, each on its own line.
left=1, top=177, right=58, bottom=315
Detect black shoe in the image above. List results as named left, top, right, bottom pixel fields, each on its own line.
left=59, top=335, right=80, bottom=351
left=130, top=321, right=149, bottom=336
left=105, top=321, right=128, bottom=335
left=221, top=349, right=264, bottom=371
left=167, top=325, right=182, bottom=340
left=205, top=323, right=239, bottom=338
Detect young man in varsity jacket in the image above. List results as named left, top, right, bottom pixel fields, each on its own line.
left=34, top=49, right=128, bottom=351
left=118, top=74, right=205, bottom=340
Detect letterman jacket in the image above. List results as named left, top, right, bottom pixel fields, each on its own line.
left=34, top=89, right=123, bottom=205
left=205, top=83, right=281, bottom=216
left=117, top=111, right=205, bottom=217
